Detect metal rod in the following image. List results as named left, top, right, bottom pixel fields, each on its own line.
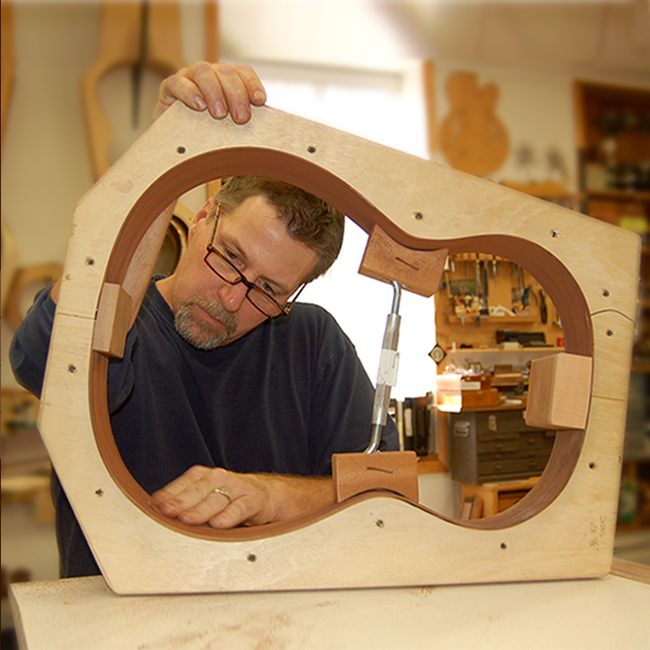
left=364, top=281, right=402, bottom=454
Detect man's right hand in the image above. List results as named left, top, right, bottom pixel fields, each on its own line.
left=154, top=61, right=267, bottom=124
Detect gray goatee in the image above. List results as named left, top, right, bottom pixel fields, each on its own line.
left=174, top=296, right=238, bottom=350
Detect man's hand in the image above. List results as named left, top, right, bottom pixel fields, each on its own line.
left=150, top=465, right=335, bottom=529
left=153, top=61, right=267, bottom=124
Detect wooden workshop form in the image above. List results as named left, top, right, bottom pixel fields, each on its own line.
left=32, top=102, right=639, bottom=594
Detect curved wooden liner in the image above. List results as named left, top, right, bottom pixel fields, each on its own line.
left=41, top=104, right=639, bottom=592
left=88, top=146, right=592, bottom=539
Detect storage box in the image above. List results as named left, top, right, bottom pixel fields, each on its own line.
left=462, top=388, right=500, bottom=408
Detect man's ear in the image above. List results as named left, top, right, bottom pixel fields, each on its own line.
left=188, top=197, right=215, bottom=241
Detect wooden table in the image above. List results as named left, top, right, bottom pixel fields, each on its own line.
left=10, top=560, right=650, bottom=649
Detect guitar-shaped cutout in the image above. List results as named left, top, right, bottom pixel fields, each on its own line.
left=441, top=72, right=510, bottom=177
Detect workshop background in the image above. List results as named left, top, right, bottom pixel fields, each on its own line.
left=2, top=0, right=649, bottom=640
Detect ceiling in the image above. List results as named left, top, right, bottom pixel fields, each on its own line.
left=378, top=0, right=650, bottom=83
left=221, top=1, right=649, bottom=86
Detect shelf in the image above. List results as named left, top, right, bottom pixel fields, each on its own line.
left=447, top=347, right=564, bottom=355
left=448, top=315, right=537, bottom=325
left=457, top=401, right=527, bottom=413
left=586, top=189, right=650, bottom=203
left=416, top=454, right=447, bottom=475
left=500, top=181, right=577, bottom=200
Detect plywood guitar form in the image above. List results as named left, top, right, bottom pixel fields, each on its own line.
left=39, top=102, right=640, bottom=595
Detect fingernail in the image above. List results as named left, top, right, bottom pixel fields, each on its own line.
left=214, top=101, right=227, bottom=118
left=253, top=90, right=266, bottom=104
left=235, top=104, right=249, bottom=123
left=195, top=96, right=206, bottom=110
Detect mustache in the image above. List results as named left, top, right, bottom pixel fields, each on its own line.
left=184, top=295, right=238, bottom=334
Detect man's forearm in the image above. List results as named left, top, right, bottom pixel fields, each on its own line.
left=256, top=473, right=336, bottom=522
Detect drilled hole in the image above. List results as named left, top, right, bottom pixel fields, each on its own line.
left=177, top=146, right=186, bottom=154
left=247, top=554, right=257, bottom=562
left=307, top=146, right=316, bottom=154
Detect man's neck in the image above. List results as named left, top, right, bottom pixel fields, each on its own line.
left=155, top=275, right=175, bottom=309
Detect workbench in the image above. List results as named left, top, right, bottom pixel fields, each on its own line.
left=9, top=560, right=650, bottom=649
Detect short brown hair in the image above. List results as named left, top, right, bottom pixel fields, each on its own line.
left=211, top=177, right=344, bottom=283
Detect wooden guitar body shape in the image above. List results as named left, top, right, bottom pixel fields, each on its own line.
left=39, top=103, right=639, bottom=594
left=441, top=72, right=510, bottom=177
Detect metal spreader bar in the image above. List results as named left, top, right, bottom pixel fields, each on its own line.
left=364, top=280, right=402, bottom=454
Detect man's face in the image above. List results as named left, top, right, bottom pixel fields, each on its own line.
left=159, top=195, right=318, bottom=349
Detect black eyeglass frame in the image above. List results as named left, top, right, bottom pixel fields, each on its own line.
left=203, top=204, right=307, bottom=318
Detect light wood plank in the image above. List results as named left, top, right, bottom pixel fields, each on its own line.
left=10, top=574, right=650, bottom=650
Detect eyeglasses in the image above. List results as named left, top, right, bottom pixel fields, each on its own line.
left=203, top=204, right=306, bottom=319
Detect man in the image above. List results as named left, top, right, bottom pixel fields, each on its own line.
left=10, top=63, right=398, bottom=577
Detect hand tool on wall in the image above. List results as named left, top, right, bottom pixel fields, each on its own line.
left=539, top=288, right=548, bottom=324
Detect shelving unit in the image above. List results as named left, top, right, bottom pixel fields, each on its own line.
left=435, top=253, right=564, bottom=355
left=434, top=252, right=563, bottom=518
left=574, top=80, right=650, bottom=530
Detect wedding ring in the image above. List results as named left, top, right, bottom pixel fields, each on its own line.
left=213, top=487, right=233, bottom=504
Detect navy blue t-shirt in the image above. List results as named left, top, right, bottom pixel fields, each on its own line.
left=11, top=280, right=398, bottom=576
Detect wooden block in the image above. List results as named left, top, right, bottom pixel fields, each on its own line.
left=358, top=225, right=448, bottom=297
left=462, top=388, right=499, bottom=408
left=92, top=283, right=133, bottom=358
left=332, top=451, right=419, bottom=502
left=526, top=353, right=593, bottom=430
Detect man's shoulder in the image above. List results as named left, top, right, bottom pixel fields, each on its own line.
left=285, top=303, right=344, bottom=334
left=267, top=302, right=351, bottom=349
left=290, top=301, right=334, bottom=320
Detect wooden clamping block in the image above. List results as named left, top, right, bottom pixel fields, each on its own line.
left=359, top=224, right=448, bottom=297
left=525, top=352, right=593, bottom=430
left=332, top=451, right=419, bottom=502
left=92, top=283, right=133, bottom=358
